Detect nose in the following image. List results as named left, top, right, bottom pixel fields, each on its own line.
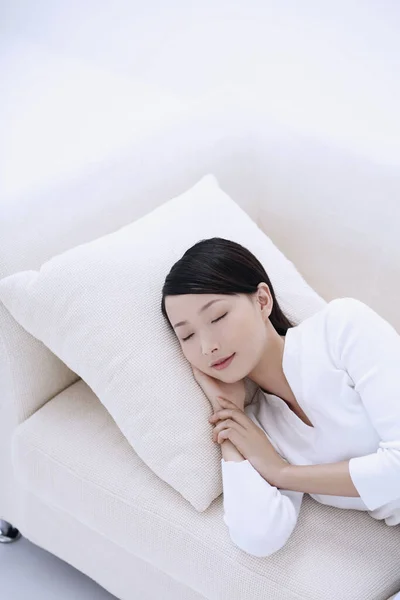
left=201, top=339, right=219, bottom=359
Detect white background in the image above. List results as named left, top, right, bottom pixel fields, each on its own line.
left=1, top=1, right=399, bottom=198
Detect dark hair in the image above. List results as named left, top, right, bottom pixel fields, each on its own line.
left=161, top=237, right=294, bottom=336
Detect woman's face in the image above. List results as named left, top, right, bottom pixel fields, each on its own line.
left=165, top=287, right=273, bottom=382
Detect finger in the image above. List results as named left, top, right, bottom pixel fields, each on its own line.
left=212, top=418, right=245, bottom=441
left=217, top=428, right=244, bottom=451
left=217, top=428, right=230, bottom=443
left=218, top=397, right=245, bottom=413
left=209, top=408, right=251, bottom=430
left=218, top=397, right=241, bottom=409
left=209, top=408, right=239, bottom=423
left=217, top=396, right=234, bottom=404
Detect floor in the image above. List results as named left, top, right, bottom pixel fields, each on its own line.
left=0, top=534, right=117, bottom=600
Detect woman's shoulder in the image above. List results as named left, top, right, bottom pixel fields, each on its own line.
left=325, top=296, right=368, bottom=314
left=291, top=297, right=370, bottom=345
left=324, top=297, right=380, bottom=331
left=303, top=297, right=369, bottom=328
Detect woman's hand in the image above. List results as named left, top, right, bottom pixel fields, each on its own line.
left=191, top=365, right=246, bottom=412
left=209, top=397, right=287, bottom=487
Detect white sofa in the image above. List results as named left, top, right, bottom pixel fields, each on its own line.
left=1, top=109, right=400, bottom=600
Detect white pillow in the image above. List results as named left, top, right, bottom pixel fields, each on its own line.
left=0, top=174, right=326, bottom=511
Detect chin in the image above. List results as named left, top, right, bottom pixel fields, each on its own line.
left=219, top=371, right=241, bottom=383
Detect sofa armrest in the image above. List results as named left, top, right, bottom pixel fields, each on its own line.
left=0, top=303, right=78, bottom=424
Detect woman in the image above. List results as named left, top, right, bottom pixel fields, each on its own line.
left=161, top=236, right=400, bottom=557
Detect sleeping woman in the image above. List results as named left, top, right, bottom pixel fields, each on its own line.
left=161, top=236, right=400, bottom=557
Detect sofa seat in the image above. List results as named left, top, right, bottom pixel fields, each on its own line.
left=11, top=380, right=400, bottom=600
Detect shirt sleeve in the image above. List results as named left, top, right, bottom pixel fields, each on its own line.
left=221, top=458, right=303, bottom=557
left=329, top=297, right=400, bottom=511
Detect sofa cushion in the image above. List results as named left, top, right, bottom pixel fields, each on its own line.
left=0, top=174, right=326, bottom=511
left=12, top=379, right=400, bottom=600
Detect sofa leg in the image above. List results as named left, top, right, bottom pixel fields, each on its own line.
left=0, top=519, right=22, bottom=543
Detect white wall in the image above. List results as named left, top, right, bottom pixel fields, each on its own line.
left=1, top=1, right=399, bottom=198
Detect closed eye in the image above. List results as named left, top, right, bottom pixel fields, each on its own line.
left=182, top=312, right=228, bottom=342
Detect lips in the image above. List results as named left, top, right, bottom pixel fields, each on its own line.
left=211, top=353, right=235, bottom=370
left=212, top=354, right=233, bottom=366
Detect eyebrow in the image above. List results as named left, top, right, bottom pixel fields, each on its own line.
left=173, top=299, right=225, bottom=329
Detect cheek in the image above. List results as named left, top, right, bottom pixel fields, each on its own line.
left=230, top=313, right=251, bottom=341
left=181, top=346, right=196, bottom=363
left=232, top=316, right=260, bottom=357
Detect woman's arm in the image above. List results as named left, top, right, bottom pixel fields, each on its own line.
left=275, top=298, right=400, bottom=505
left=305, top=298, right=400, bottom=509
left=220, top=453, right=303, bottom=557
left=221, top=439, right=245, bottom=462
left=277, top=460, right=359, bottom=496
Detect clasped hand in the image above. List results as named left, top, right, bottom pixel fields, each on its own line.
left=209, top=396, right=287, bottom=488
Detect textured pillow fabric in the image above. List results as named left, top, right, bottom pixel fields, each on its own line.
left=0, top=174, right=326, bottom=512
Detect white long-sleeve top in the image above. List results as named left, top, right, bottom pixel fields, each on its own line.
left=221, top=297, right=400, bottom=557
